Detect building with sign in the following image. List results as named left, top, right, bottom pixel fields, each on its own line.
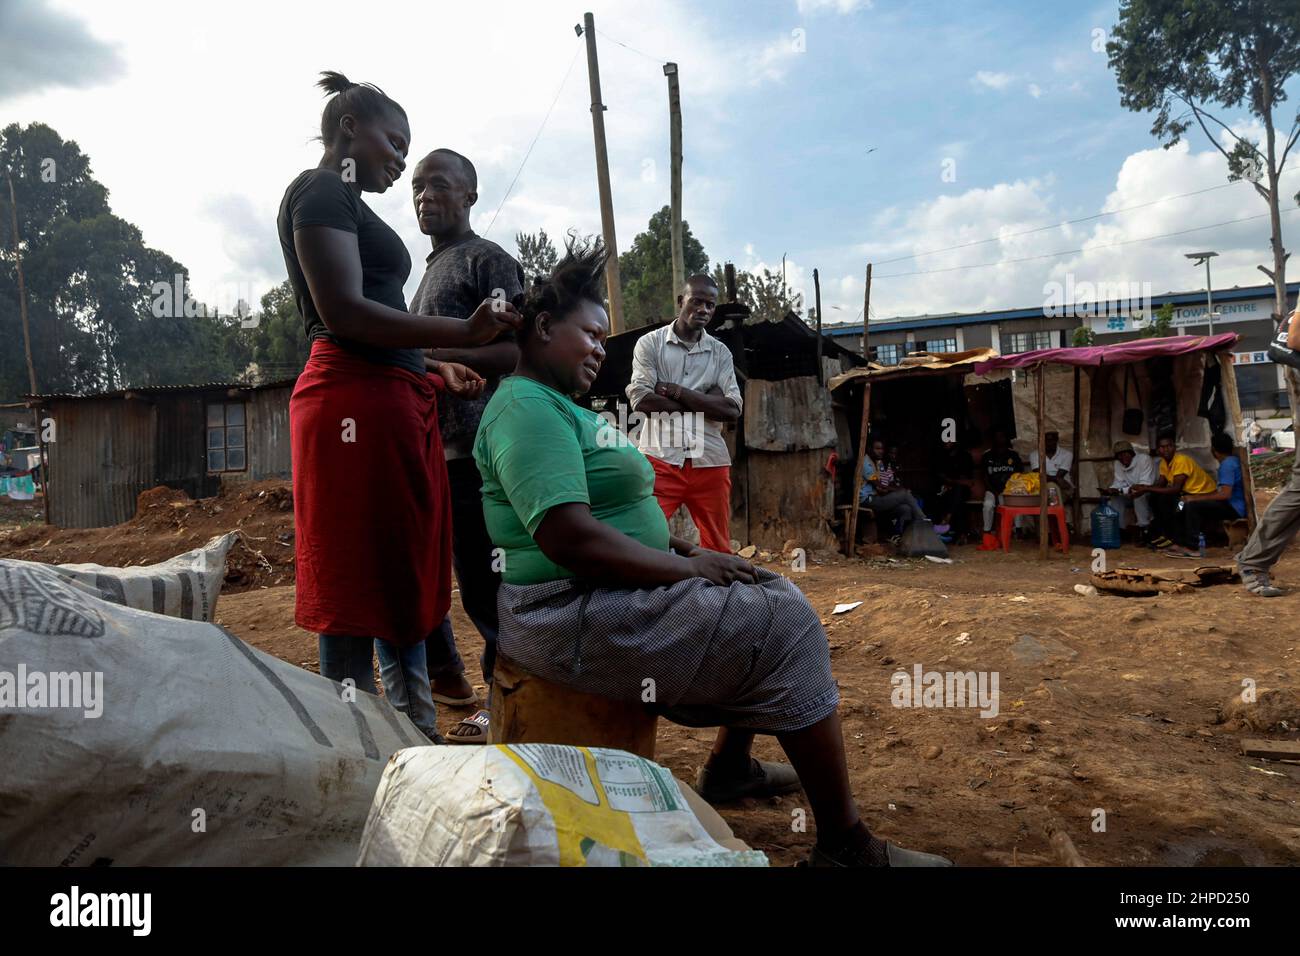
left=825, top=282, right=1299, bottom=416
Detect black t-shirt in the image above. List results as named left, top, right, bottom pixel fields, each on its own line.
left=981, top=448, right=1023, bottom=494
left=277, top=168, right=421, bottom=374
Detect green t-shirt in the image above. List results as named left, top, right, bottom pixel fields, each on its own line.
left=474, top=375, right=671, bottom=585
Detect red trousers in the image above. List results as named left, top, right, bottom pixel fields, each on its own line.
left=649, top=457, right=732, bottom=553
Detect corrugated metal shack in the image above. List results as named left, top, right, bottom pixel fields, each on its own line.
left=26, top=380, right=296, bottom=529
left=585, top=304, right=864, bottom=550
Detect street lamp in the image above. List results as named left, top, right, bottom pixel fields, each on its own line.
left=1185, top=251, right=1218, bottom=335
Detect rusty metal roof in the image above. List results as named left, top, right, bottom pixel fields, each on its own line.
left=24, top=377, right=300, bottom=402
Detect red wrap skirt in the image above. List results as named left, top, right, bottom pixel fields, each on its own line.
left=290, top=340, right=451, bottom=647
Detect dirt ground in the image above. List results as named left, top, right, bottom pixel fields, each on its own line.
left=4, top=480, right=1299, bottom=867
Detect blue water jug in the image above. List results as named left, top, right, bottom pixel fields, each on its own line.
left=1091, top=498, right=1121, bottom=549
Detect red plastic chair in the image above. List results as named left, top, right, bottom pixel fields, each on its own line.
left=995, top=504, right=1069, bottom=554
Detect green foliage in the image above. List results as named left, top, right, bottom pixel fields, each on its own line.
left=515, top=229, right=558, bottom=283
left=1071, top=326, right=1096, bottom=347
left=0, top=123, right=258, bottom=402
left=245, top=281, right=310, bottom=382
left=617, top=206, right=708, bottom=329
left=1141, top=302, right=1176, bottom=337
left=1107, top=0, right=1300, bottom=306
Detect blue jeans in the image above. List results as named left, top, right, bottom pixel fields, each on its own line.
left=319, top=634, right=439, bottom=741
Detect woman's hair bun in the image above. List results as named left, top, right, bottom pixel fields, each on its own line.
left=316, top=71, right=356, bottom=96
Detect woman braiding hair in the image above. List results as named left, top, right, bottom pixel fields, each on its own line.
left=277, top=71, right=520, bottom=739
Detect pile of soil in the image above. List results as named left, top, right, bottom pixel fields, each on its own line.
left=0, top=480, right=297, bottom=591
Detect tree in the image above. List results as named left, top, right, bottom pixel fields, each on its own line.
left=1107, top=0, right=1300, bottom=406
left=709, top=263, right=804, bottom=324
left=246, top=280, right=310, bottom=382
left=617, top=206, right=708, bottom=328
left=0, top=122, right=253, bottom=402
left=1071, top=326, right=1096, bottom=346
left=1141, top=302, right=1176, bottom=337
left=515, top=228, right=558, bottom=283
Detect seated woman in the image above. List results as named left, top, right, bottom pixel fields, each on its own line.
left=860, top=437, right=924, bottom=542
left=473, top=238, right=949, bottom=867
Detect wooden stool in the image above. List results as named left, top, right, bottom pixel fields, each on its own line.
left=489, top=654, right=659, bottom=759
left=995, top=504, right=1069, bottom=554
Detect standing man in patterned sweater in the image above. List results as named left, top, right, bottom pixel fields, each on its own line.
left=409, top=148, right=524, bottom=742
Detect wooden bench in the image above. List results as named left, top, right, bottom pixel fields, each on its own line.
left=489, top=654, right=659, bottom=759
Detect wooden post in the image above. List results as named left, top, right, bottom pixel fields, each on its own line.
left=1037, top=363, right=1049, bottom=559
left=846, top=380, right=872, bottom=554
left=582, top=13, right=624, bottom=333
left=1071, top=366, right=1082, bottom=533
left=861, top=262, right=873, bottom=361
left=6, top=174, right=38, bottom=422
left=664, top=62, right=684, bottom=302
left=1217, top=351, right=1258, bottom=530
left=724, top=262, right=737, bottom=303
left=813, top=268, right=823, bottom=385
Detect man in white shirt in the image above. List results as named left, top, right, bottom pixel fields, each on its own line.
left=626, top=274, right=743, bottom=552
left=1099, top=439, right=1158, bottom=533
left=1029, top=430, right=1074, bottom=496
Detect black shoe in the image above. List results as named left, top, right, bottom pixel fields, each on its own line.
left=804, top=839, right=953, bottom=867
left=695, top=758, right=801, bottom=803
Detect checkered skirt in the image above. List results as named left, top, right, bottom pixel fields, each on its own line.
left=496, top=569, right=838, bottom=734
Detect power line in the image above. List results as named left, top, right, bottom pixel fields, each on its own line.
left=839, top=205, right=1300, bottom=323
left=872, top=206, right=1300, bottom=280
left=483, top=40, right=584, bottom=239
left=871, top=162, right=1300, bottom=267
left=595, top=28, right=669, bottom=65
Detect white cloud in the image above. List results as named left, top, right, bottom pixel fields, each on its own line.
left=1028, top=83, right=1043, bottom=99
left=1, top=0, right=798, bottom=309
left=839, top=140, right=1300, bottom=321
left=796, top=0, right=873, bottom=13
left=972, top=70, right=1015, bottom=91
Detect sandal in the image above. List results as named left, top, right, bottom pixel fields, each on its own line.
left=430, top=675, right=479, bottom=707
left=447, top=708, right=490, bottom=745
left=431, top=689, right=479, bottom=707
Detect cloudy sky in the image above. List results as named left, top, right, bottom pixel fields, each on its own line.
left=3, top=0, right=1298, bottom=326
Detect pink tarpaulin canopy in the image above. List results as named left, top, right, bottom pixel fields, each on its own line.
left=972, top=333, right=1240, bottom=373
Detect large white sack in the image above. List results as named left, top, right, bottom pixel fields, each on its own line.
left=0, top=558, right=427, bottom=866
left=356, top=744, right=769, bottom=867
left=5, top=532, right=237, bottom=623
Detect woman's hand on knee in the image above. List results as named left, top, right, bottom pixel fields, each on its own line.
left=689, top=551, right=757, bottom=585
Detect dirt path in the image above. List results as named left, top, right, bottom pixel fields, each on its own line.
left=213, top=541, right=1300, bottom=868
left=7, top=480, right=1299, bottom=866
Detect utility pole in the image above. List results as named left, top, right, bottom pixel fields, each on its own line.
left=813, top=268, right=823, bottom=385
left=6, top=171, right=37, bottom=403
left=664, top=62, right=684, bottom=302
left=861, top=262, right=873, bottom=361
left=581, top=13, right=624, bottom=333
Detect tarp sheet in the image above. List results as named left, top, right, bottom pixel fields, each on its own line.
left=972, top=333, right=1239, bottom=373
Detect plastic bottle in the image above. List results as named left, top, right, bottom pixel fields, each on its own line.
left=1091, top=497, right=1122, bottom=549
